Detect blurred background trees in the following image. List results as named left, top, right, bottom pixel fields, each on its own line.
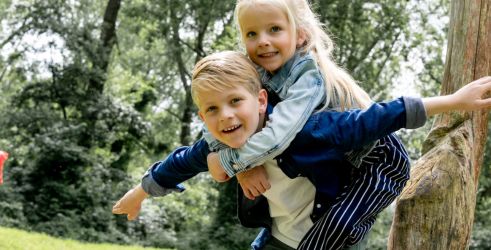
left=0, top=0, right=489, bottom=249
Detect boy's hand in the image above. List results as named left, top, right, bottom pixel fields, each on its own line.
left=112, top=184, right=148, bottom=221
left=424, top=76, right=491, bottom=116
left=451, top=76, right=491, bottom=111
left=207, top=152, right=230, bottom=182
left=237, top=165, right=271, bottom=200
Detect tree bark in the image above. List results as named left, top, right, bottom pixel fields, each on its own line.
left=388, top=1, right=490, bottom=249
left=90, top=0, right=121, bottom=93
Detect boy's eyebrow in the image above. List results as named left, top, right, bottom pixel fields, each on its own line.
left=199, top=102, right=214, bottom=109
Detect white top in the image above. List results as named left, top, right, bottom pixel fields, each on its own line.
left=262, top=159, right=316, bottom=248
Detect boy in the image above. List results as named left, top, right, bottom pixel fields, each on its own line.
left=113, top=51, right=491, bottom=249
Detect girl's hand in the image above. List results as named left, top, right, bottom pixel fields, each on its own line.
left=237, top=166, right=271, bottom=200
left=207, top=153, right=230, bottom=182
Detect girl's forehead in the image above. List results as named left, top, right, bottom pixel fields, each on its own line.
left=239, top=2, right=286, bottom=18
left=238, top=3, right=290, bottom=27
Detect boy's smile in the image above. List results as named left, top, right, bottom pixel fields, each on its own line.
left=197, top=86, right=267, bottom=149
left=238, top=3, right=305, bottom=73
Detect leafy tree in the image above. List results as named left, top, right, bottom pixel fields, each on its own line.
left=0, top=0, right=149, bottom=243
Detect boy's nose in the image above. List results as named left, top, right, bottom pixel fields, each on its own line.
left=219, top=107, right=234, bottom=121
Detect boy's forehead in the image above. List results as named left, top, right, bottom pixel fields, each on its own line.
left=197, top=85, right=255, bottom=106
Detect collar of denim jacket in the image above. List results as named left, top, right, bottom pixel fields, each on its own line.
left=262, top=50, right=312, bottom=93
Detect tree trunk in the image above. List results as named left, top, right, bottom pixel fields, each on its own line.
left=89, top=0, right=121, bottom=93
left=388, top=1, right=490, bottom=249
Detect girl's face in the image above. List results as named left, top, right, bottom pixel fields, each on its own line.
left=239, top=3, right=305, bottom=73
left=197, top=86, right=267, bottom=149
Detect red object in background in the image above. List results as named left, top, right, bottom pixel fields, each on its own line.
left=0, top=151, right=8, bottom=185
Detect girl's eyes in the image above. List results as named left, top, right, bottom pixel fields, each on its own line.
left=245, top=26, right=281, bottom=38
left=271, top=26, right=280, bottom=32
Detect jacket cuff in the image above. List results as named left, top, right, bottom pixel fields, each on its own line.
left=403, top=96, right=427, bottom=129
left=218, top=148, right=247, bottom=177
left=141, top=168, right=185, bottom=197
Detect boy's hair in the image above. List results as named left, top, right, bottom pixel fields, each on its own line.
left=191, top=51, right=262, bottom=107
left=234, top=0, right=372, bottom=110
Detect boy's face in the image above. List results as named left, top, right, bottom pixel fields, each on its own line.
left=239, top=3, right=305, bottom=73
left=198, top=86, right=267, bottom=149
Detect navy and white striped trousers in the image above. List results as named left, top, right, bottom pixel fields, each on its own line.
left=297, top=134, right=410, bottom=250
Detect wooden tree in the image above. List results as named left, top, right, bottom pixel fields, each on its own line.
left=388, top=0, right=490, bottom=249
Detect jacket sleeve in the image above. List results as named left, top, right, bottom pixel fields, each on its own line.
left=218, top=61, right=325, bottom=177
left=141, top=138, right=210, bottom=196
left=298, top=96, right=426, bottom=152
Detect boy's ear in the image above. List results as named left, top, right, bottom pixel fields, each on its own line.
left=198, top=111, right=205, bottom=121
left=258, top=89, right=268, bottom=114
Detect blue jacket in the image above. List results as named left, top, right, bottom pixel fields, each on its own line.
left=142, top=96, right=426, bottom=227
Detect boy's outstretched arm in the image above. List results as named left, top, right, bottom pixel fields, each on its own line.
left=112, top=184, right=149, bottom=221
left=113, top=139, right=211, bottom=221
left=423, top=76, right=491, bottom=115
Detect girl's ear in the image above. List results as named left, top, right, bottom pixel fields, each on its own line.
left=258, top=89, right=268, bottom=114
left=296, top=29, right=307, bottom=47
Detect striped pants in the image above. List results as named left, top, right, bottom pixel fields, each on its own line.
left=297, top=134, right=410, bottom=250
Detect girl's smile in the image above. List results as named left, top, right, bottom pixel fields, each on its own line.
left=238, top=3, right=305, bottom=73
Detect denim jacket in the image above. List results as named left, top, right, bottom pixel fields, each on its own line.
left=213, top=51, right=327, bottom=177
left=142, top=96, right=425, bottom=204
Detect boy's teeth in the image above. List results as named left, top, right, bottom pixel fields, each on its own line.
left=224, top=125, right=240, bottom=131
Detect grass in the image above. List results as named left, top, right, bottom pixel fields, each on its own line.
left=0, top=227, right=171, bottom=250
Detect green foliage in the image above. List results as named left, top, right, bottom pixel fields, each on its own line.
left=471, top=121, right=491, bottom=249
left=471, top=195, right=491, bottom=249
left=366, top=208, right=395, bottom=249
left=311, top=0, right=411, bottom=100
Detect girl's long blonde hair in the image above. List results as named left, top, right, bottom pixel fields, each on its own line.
left=235, top=0, right=372, bottom=110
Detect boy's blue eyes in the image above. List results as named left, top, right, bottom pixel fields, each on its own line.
left=204, top=98, right=242, bottom=113
left=246, top=31, right=256, bottom=38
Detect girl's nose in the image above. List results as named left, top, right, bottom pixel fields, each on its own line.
left=257, top=35, right=270, bottom=47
